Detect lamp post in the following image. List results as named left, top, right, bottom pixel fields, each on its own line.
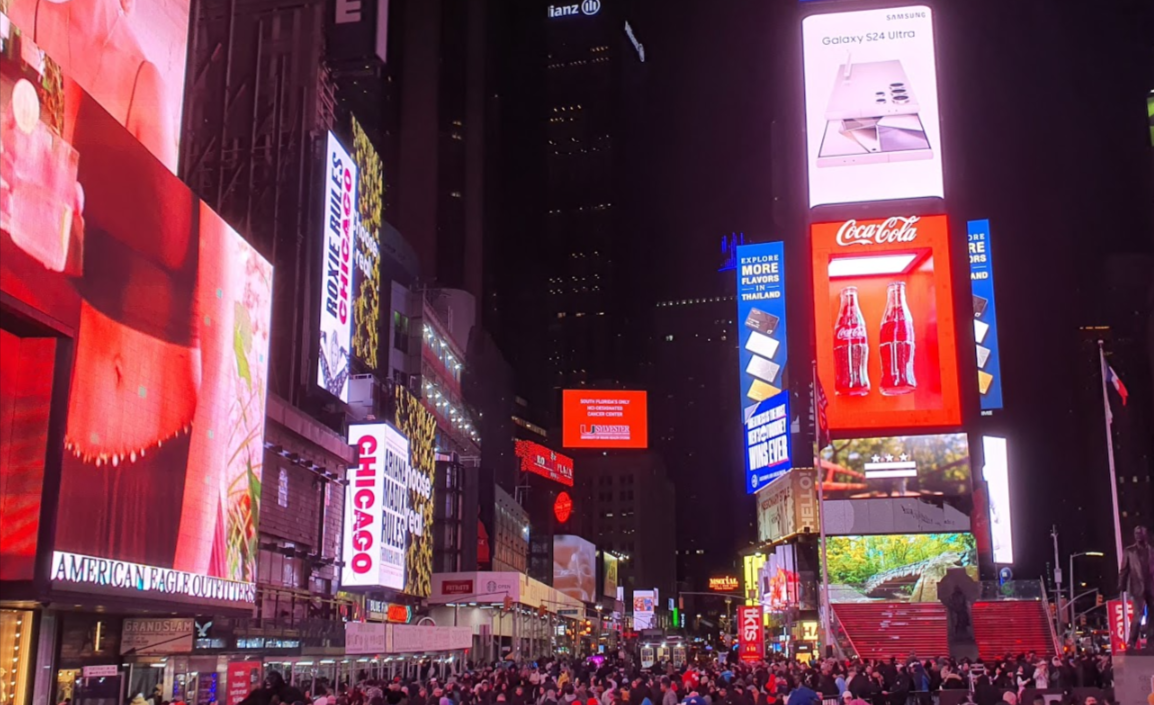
left=595, top=603, right=603, bottom=653
left=1068, top=551, right=1105, bottom=638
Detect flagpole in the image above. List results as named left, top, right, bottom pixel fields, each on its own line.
left=1098, top=340, right=1128, bottom=639
left=813, top=360, right=832, bottom=654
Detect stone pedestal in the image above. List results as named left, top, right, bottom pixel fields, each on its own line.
left=1113, top=650, right=1154, bottom=705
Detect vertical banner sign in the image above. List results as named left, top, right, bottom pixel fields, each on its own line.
left=226, top=662, right=262, bottom=705
left=343, top=423, right=408, bottom=591
left=737, top=605, right=765, bottom=663
left=736, top=242, right=791, bottom=493
left=1107, top=599, right=1134, bottom=654
left=319, top=132, right=357, bottom=402
left=967, top=220, right=1003, bottom=411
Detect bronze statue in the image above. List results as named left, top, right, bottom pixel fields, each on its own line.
left=1117, top=525, right=1154, bottom=650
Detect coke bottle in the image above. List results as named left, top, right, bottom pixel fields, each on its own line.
left=834, top=286, right=870, bottom=395
left=879, top=281, right=917, bottom=395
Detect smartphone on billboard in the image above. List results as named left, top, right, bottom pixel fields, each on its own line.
left=824, top=60, right=922, bottom=120
left=817, top=114, right=932, bottom=167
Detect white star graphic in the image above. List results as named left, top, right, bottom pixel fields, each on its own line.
left=885, top=454, right=894, bottom=462
left=899, top=453, right=909, bottom=461
left=872, top=455, right=881, bottom=463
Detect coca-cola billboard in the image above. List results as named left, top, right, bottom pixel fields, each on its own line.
left=811, top=214, right=961, bottom=433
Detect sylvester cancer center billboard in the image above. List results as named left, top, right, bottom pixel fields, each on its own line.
left=736, top=242, right=791, bottom=493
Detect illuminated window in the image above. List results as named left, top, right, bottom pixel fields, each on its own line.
left=278, top=468, right=289, bottom=508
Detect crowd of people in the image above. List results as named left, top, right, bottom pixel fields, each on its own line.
left=236, top=652, right=1118, bottom=705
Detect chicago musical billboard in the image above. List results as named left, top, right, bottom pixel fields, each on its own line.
left=811, top=214, right=961, bottom=433
left=318, top=132, right=357, bottom=402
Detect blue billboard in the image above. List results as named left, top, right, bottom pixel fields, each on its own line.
left=967, top=220, right=1003, bottom=411
left=736, top=242, right=791, bottom=493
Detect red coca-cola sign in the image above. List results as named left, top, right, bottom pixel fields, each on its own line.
left=441, top=579, right=474, bottom=595
left=836, top=216, right=920, bottom=247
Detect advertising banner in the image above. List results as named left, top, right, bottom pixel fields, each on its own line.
left=3, top=5, right=190, bottom=173
left=818, top=433, right=970, bottom=500
left=967, top=220, right=1004, bottom=411
left=802, top=6, right=942, bottom=208
left=825, top=532, right=976, bottom=602
left=823, top=497, right=970, bottom=535
left=342, top=423, right=408, bottom=591
left=562, top=390, right=648, bottom=449
left=553, top=535, right=596, bottom=603
left=226, top=662, right=262, bottom=705
left=603, top=552, right=619, bottom=598
left=756, top=468, right=818, bottom=543
left=319, top=132, right=357, bottom=402
left=632, top=589, right=656, bottom=629
left=982, top=436, right=1014, bottom=564
left=737, top=606, right=765, bottom=662
left=1, top=42, right=272, bottom=606
left=515, top=440, right=574, bottom=486
left=350, top=117, right=383, bottom=371
left=345, top=621, right=387, bottom=655
left=1107, top=599, right=1135, bottom=653
left=120, top=618, right=194, bottom=655
left=393, top=387, right=436, bottom=598
left=811, top=215, right=962, bottom=432
left=736, top=242, right=791, bottom=493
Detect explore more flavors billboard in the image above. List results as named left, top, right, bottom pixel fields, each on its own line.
left=802, top=6, right=942, bottom=208
left=1, top=37, right=272, bottom=605
left=825, top=532, right=976, bottom=603
left=811, top=214, right=961, bottom=433
left=735, top=242, right=791, bottom=493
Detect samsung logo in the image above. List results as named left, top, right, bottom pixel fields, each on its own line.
left=887, top=11, right=926, bottom=20
left=548, top=0, right=600, bottom=19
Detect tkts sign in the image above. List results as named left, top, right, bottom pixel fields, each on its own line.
left=737, top=605, right=764, bottom=663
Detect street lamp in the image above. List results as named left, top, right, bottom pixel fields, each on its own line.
left=1068, top=551, right=1105, bottom=636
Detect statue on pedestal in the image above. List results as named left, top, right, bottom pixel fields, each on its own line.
left=937, top=568, right=980, bottom=661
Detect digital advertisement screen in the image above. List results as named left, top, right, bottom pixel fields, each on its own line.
left=632, top=589, right=656, bottom=629
left=802, top=6, right=942, bottom=208
left=1, top=43, right=272, bottom=604
left=982, top=436, right=1014, bottom=565
left=811, top=215, right=961, bottom=432
left=515, top=439, right=574, bottom=486
left=602, top=552, right=619, bottom=598
left=553, top=535, right=596, bottom=603
left=2, top=4, right=189, bottom=173
left=818, top=433, right=970, bottom=500
left=342, top=423, right=407, bottom=591
left=757, top=544, right=805, bottom=612
left=319, top=132, right=357, bottom=402
left=350, top=117, right=382, bottom=371
left=394, top=387, right=436, bottom=598
left=737, top=605, right=764, bottom=662
left=561, top=390, right=648, bottom=449
left=825, top=532, right=976, bottom=602
left=967, top=220, right=1004, bottom=411
left=757, top=468, right=818, bottom=544
left=735, top=241, right=791, bottom=493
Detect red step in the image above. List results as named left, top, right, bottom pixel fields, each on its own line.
left=833, top=601, right=1055, bottom=661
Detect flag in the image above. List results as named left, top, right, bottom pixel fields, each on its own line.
left=1106, top=366, right=1129, bottom=406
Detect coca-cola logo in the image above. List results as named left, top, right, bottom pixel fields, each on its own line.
left=836, top=216, right=919, bottom=247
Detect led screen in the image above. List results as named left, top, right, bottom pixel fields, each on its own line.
left=394, top=387, right=436, bottom=597
left=825, top=532, right=976, bottom=602
left=802, top=6, right=942, bottom=207
left=3, top=4, right=189, bottom=173
left=811, top=214, right=961, bottom=432
left=735, top=242, right=791, bottom=493
left=632, top=589, right=656, bottom=629
left=515, top=439, right=574, bottom=486
left=562, top=390, right=648, bottom=449
left=1, top=41, right=272, bottom=604
left=982, top=436, right=1013, bottom=565
left=553, top=535, right=596, bottom=603
left=318, top=132, right=357, bottom=402
left=342, top=423, right=407, bottom=591
left=602, top=552, right=619, bottom=598
left=818, top=433, right=970, bottom=500
left=350, top=117, right=382, bottom=370
left=967, top=220, right=1003, bottom=411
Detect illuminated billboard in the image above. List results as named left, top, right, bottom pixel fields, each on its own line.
left=603, top=552, right=619, bottom=598
left=967, top=220, right=1003, bottom=411
left=319, top=132, right=357, bottom=402
left=515, top=440, right=574, bottom=486
left=735, top=242, right=792, bottom=493
left=982, top=436, right=1014, bottom=565
left=826, top=532, right=976, bottom=602
left=394, top=387, right=436, bottom=598
left=756, top=468, right=818, bottom=544
left=2, top=6, right=190, bottom=173
left=553, top=535, right=596, bottom=603
left=562, top=390, right=648, bottom=449
left=1, top=46, right=272, bottom=604
left=350, top=118, right=383, bottom=370
left=802, top=6, right=942, bottom=208
left=811, top=215, right=961, bottom=432
left=632, top=589, right=656, bottom=629
left=342, top=423, right=407, bottom=591
left=737, top=606, right=764, bottom=662
left=818, top=433, right=970, bottom=499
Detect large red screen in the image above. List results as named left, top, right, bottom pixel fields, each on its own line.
left=562, top=390, right=648, bottom=449
left=811, top=215, right=962, bottom=433
left=0, top=38, right=272, bottom=603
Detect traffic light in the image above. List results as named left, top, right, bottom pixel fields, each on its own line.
left=1096, top=593, right=1104, bottom=607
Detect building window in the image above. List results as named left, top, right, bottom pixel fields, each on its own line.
left=277, top=468, right=289, bottom=508
left=393, top=312, right=410, bottom=352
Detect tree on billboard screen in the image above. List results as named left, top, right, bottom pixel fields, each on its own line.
left=825, top=533, right=976, bottom=602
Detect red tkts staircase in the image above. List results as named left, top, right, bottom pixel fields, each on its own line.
left=833, top=601, right=1056, bottom=660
